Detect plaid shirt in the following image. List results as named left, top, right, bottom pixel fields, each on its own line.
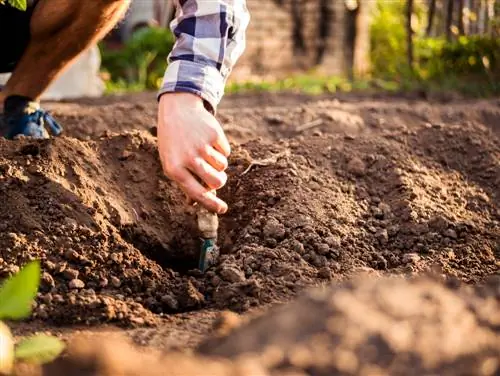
left=158, top=0, right=250, bottom=112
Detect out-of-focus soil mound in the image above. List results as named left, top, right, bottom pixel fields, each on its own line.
left=16, top=276, right=500, bottom=376
left=198, top=275, right=500, bottom=376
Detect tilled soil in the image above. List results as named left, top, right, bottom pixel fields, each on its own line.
left=0, top=92, right=499, bottom=374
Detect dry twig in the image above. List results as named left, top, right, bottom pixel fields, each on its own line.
left=295, top=119, right=323, bottom=132
left=240, top=150, right=290, bottom=175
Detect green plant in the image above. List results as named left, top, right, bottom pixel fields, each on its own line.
left=0, top=0, right=27, bottom=11
left=100, top=26, right=175, bottom=92
left=0, top=261, right=65, bottom=375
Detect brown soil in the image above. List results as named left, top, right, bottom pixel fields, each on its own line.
left=1, top=92, right=499, bottom=374
left=18, top=276, right=500, bottom=376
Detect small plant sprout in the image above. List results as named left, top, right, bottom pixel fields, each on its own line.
left=0, top=261, right=65, bottom=374
left=0, top=0, right=28, bottom=11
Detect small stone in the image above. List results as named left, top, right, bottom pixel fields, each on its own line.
left=99, top=277, right=108, bottom=288
left=6, top=233, right=18, bottom=241
left=402, top=253, right=421, bottom=264
left=346, top=157, right=366, bottom=177
left=55, top=262, right=67, bottom=273
left=378, top=202, right=391, bottom=215
left=331, top=262, right=341, bottom=273
left=375, top=229, right=389, bottom=244
left=180, top=281, right=205, bottom=308
left=119, top=150, right=133, bottom=160
left=220, top=266, right=246, bottom=283
left=372, top=207, right=384, bottom=220
left=41, top=293, right=53, bottom=304
left=315, top=243, right=330, bottom=256
left=429, top=215, right=449, bottom=231
left=44, top=260, right=56, bottom=271
left=41, top=272, right=55, bottom=288
left=387, top=225, right=400, bottom=237
left=63, top=218, right=78, bottom=231
left=372, top=255, right=388, bottom=270
left=161, top=295, right=179, bottom=310
left=263, top=217, right=286, bottom=240
left=318, top=267, right=332, bottom=279
left=64, top=249, right=80, bottom=262
left=211, top=275, right=222, bottom=287
left=129, top=317, right=145, bottom=326
left=325, top=235, right=341, bottom=248
left=68, top=279, right=85, bottom=289
left=110, top=276, right=121, bottom=288
left=310, top=253, right=327, bottom=267
left=265, top=114, right=284, bottom=125
left=36, top=304, right=49, bottom=320
left=109, top=253, right=123, bottom=263
left=291, top=240, right=305, bottom=254
left=443, top=228, right=458, bottom=239
left=63, top=268, right=79, bottom=280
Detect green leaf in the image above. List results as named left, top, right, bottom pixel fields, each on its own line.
left=6, top=0, right=27, bottom=10
left=0, top=261, right=41, bottom=320
left=15, top=334, right=65, bottom=364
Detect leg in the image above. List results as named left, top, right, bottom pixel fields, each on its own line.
left=1, top=0, right=130, bottom=102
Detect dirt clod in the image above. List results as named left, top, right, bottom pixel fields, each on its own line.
left=346, top=157, right=366, bottom=177
left=68, top=279, right=85, bottom=289
left=220, top=266, right=246, bottom=283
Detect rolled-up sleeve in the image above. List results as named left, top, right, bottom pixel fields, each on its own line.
left=158, top=0, right=250, bottom=112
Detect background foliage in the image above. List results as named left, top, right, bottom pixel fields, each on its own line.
left=99, top=0, right=500, bottom=96
left=100, top=26, right=175, bottom=93
left=370, top=0, right=500, bottom=95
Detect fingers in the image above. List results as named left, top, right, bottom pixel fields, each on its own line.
left=188, top=156, right=227, bottom=190
left=211, top=124, right=231, bottom=157
left=200, top=145, right=228, bottom=172
left=173, top=168, right=228, bottom=214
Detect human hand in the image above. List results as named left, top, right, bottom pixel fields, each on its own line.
left=157, top=92, right=230, bottom=214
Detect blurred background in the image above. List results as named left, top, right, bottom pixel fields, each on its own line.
left=21, top=0, right=500, bottom=100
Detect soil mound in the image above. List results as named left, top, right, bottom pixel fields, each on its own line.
left=0, top=95, right=498, bottom=328
left=17, top=276, right=499, bottom=376
left=198, top=275, right=500, bottom=376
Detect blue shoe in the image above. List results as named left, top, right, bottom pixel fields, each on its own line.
left=2, top=101, right=63, bottom=140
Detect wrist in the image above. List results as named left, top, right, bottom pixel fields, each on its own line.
left=159, top=92, right=204, bottom=111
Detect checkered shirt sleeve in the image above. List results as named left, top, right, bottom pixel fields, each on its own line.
left=158, top=0, right=250, bottom=112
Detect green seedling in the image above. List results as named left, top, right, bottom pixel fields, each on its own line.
left=0, top=261, right=65, bottom=375
left=0, top=0, right=28, bottom=11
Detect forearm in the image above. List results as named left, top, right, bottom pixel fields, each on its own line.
left=158, top=0, right=250, bottom=112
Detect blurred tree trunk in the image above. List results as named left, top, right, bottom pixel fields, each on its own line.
left=464, top=0, right=471, bottom=34
left=445, top=0, right=455, bottom=40
left=478, top=0, right=486, bottom=34
left=407, top=0, right=414, bottom=71
left=458, top=0, right=465, bottom=34
left=486, top=0, right=495, bottom=35
left=291, top=0, right=307, bottom=63
left=426, top=0, right=437, bottom=36
left=317, top=0, right=346, bottom=75
left=353, top=0, right=373, bottom=78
